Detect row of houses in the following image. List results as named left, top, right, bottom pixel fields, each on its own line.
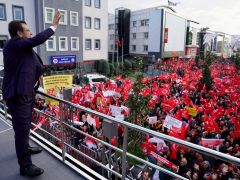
left=0, top=1, right=239, bottom=72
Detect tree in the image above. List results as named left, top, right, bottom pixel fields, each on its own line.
left=124, top=59, right=132, bottom=71
left=126, top=74, right=151, bottom=126
left=96, top=60, right=110, bottom=75
left=205, top=51, right=212, bottom=66
left=109, top=63, right=115, bottom=77
left=132, top=56, right=144, bottom=72
left=201, top=63, right=213, bottom=91
left=125, top=74, right=151, bottom=163
left=234, top=53, right=240, bottom=71
left=195, top=55, right=200, bottom=67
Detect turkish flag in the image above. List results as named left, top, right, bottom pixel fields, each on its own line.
left=117, top=39, right=122, bottom=47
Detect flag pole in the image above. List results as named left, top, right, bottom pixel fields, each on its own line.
left=117, top=39, right=119, bottom=67
left=122, top=38, right=124, bottom=69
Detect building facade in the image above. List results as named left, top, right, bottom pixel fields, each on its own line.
left=0, top=0, right=108, bottom=71
left=108, top=7, right=188, bottom=60
left=0, top=0, right=36, bottom=65
left=35, top=0, right=83, bottom=68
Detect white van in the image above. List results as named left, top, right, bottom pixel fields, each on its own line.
left=83, top=73, right=114, bottom=87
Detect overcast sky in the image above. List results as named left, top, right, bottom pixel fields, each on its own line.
left=108, top=0, right=240, bottom=35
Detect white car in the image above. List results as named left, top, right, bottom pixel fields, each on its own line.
left=83, top=73, right=114, bottom=87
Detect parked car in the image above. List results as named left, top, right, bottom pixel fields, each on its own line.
left=83, top=73, right=114, bottom=87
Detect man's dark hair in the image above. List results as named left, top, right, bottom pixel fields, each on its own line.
left=8, top=20, right=27, bottom=37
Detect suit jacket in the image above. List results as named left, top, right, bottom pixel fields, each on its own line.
left=2, top=28, right=54, bottom=100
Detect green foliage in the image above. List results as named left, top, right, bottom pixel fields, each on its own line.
left=115, top=66, right=121, bottom=75
left=235, top=53, right=240, bottom=71
left=205, top=51, right=212, bottom=66
left=127, top=143, right=145, bottom=165
left=201, top=64, right=213, bottom=91
left=109, top=63, right=115, bottom=76
left=102, top=60, right=110, bottom=76
left=132, top=56, right=144, bottom=72
left=96, top=60, right=110, bottom=76
left=195, top=55, right=200, bottom=66
left=124, top=59, right=132, bottom=71
left=96, top=60, right=103, bottom=73
left=231, top=55, right=235, bottom=62
left=126, top=74, right=151, bottom=126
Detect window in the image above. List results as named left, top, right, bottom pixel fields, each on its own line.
left=132, top=45, right=136, bottom=51
left=58, top=9, right=67, bottom=25
left=143, top=45, right=148, bottom=51
left=141, top=19, right=149, bottom=26
left=46, top=36, right=56, bottom=51
left=132, top=33, right=136, bottom=39
left=109, top=34, right=114, bottom=40
left=110, top=44, right=114, bottom=50
left=70, top=11, right=78, bottom=26
left=144, top=32, right=149, bottom=39
left=108, top=24, right=114, bottom=30
left=0, top=4, right=6, bottom=21
left=95, top=39, right=100, bottom=50
left=45, top=7, right=55, bottom=23
left=132, top=21, right=137, bottom=27
left=94, top=18, right=100, bottom=29
left=85, top=17, right=91, bottom=29
left=59, top=36, right=68, bottom=51
left=0, top=35, right=8, bottom=50
left=71, top=37, right=79, bottom=51
left=94, top=0, right=101, bottom=8
left=12, top=6, right=24, bottom=20
left=85, top=0, right=91, bottom=6
left=85, top=39, right=92, bottom=50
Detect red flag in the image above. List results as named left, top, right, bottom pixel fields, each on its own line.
left=117, top=39, right=122, bottom=47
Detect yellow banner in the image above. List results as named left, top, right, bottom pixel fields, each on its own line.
left=186, top=107, right=198, bottom=117
left=43, top=75, right=73, bottom=96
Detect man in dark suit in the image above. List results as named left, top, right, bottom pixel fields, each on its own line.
left=2, top=11, right=61, bottom=177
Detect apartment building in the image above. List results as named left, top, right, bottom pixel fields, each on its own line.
left=108, top=8, right=152, bottom=58
left=34, top=0, right=82, bottom=67
left=0, top=0, right=108, bottom=71
left=82, top=0, right=108, bottom=62
left=0, top=0, right=36, bottom=65
left=108, top=7, right=198, bottom=60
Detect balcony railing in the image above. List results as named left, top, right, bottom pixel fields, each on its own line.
left=0, top=77, right=240, bottom=179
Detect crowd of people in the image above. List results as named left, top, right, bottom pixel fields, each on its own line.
left=34, top=58, right=240, bottom=179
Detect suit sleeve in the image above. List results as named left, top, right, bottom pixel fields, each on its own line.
left=13, top=28, right=55, bottom=50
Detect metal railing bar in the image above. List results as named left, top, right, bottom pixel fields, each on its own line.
left=64, top=154, right=107, bottom=180
left=64, top=142, right=123, bottom=179
left=30, top=132, right=97, bottom=180
left=36, top=90, right=240, bottom=166
left=34, top=108, right=61, bottom=123
left=31, top=122, right=61, bottom=142
left=32, top=117, right=187, bottom=180
left=61, top=121, right=124, bottom=153
left=45, top=119, right=187, bottom=179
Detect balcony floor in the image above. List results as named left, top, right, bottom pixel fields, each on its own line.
left=0, top=117, right=87, bottom=180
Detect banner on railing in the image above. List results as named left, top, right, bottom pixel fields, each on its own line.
left=43, top=75, right=73, bottom=104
